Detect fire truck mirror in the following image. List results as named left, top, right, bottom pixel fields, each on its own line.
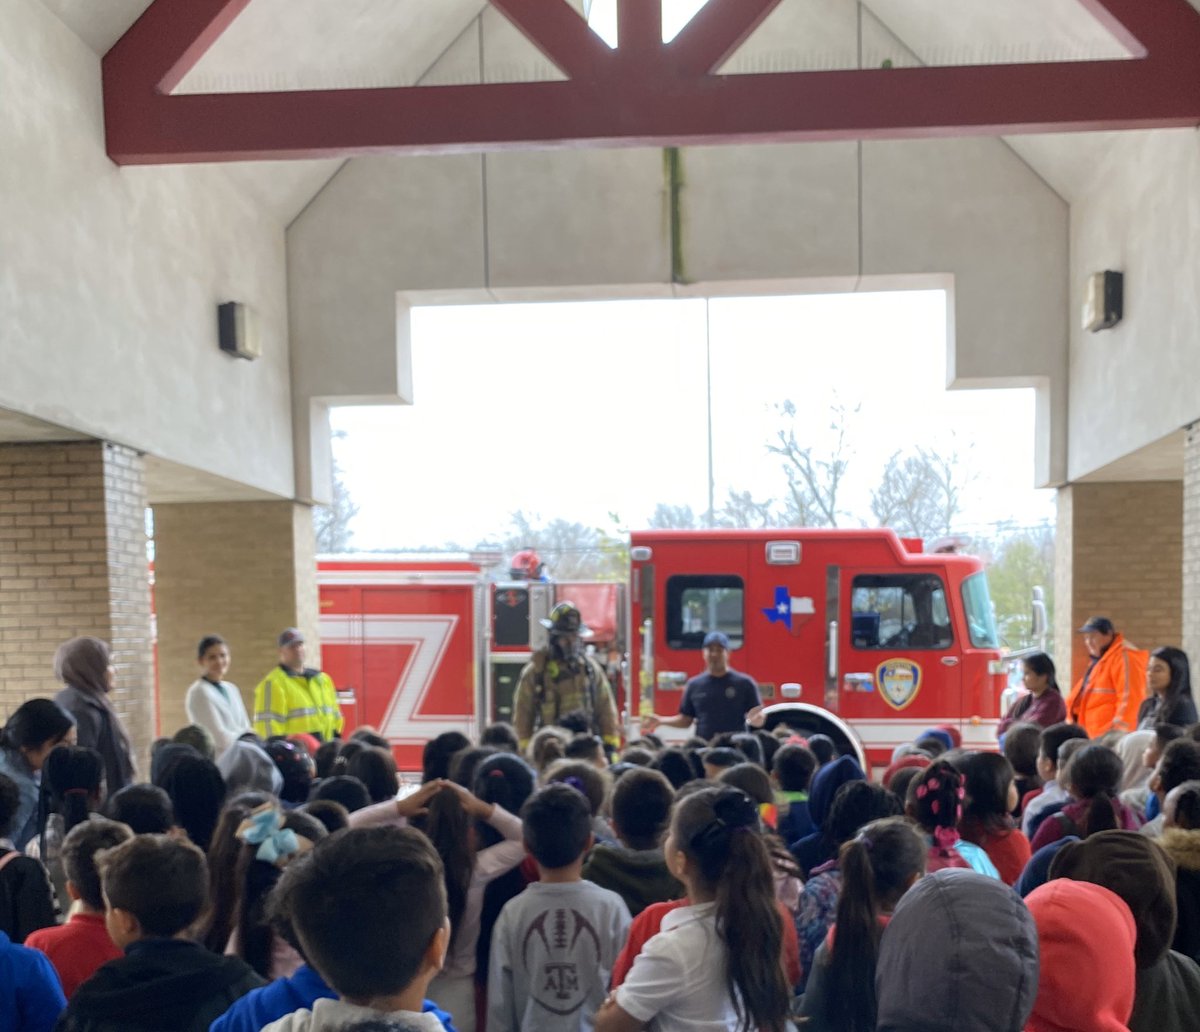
left=1030, top=586, right=1048, bottom=642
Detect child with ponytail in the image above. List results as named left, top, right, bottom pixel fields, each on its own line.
left=956, top=750, right=1031, bottom=884
left=226, top=803, right=326, bottom=979
left=597, top=786, right=791, bottom=1032
left=798, top=816, right=926, bottom=1032
left=906, top=760, right=1000, bottom=877
left=1028, top=742, right=1138, bottom=851
left=423, top=779, right=526, bottom=1032
left=28, top=745, right=104, bottom=910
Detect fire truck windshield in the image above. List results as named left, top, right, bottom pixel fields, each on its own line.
left=961, top=572, right=1000, bottom=649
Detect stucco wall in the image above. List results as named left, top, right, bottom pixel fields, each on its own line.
left=289, top=137, right=1070, bottom=489
left=0, top=0, right=295, bottom=500
left=1067, top=129, right=1200, bottom=481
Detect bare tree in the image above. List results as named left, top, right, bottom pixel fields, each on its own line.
left=314, top=432, right=359, bottom=553
left=767, top=399, right=856, bottom=527
left=870, top=446, right=974, bottom=541
left=712, top=488, right=787, bottom=529
left=648, top=503, right=700, bottom=529
left=481, top=510, right=625, bottom=580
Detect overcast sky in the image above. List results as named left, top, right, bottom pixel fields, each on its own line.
left=332, top=290, right=1055, bottom=552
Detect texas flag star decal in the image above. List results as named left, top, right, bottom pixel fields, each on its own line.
left=762, top=587, right=815, bottom=635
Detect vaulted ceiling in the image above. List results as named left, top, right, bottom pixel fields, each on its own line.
left=39, top=0, right=1199, bottom=220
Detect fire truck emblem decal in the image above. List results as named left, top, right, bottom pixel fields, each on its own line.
left=876, top=658, right=922, bottom=711
left=319, top=614, right=462, bottom=740
left=762, top=587, right=815, bottom=634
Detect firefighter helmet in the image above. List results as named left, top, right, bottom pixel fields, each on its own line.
left=509, top=549, right=545, bottom=581
left=540, top=601, right=592, bottom=638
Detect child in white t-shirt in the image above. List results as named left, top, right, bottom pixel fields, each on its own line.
left=596, top=786, right=791, bottom=1032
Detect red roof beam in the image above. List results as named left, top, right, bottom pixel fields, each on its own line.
left=488, top=0, right=612, bottom=80
left=668, top=0, right=784, bottom=77
left=103, top=0, right=253, bottom=95
left=616, top=0, right=664, bottom=63
left=100, top=0, right=1200, bottom=165
left=102, top=57, right=1200, bottom=165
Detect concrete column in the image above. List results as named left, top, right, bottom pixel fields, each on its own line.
left=1182, top=424, right=1200, bottom=670
left=1054, top=481, right=1182, bottom=688
left=0, top=441, right=154, bottom=756
left=152, top=501, right=318, bottom=737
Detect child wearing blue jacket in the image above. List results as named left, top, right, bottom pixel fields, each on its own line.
left=0, top=929, right=66, bottom=1032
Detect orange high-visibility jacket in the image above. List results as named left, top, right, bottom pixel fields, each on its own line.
left=1066, top=634, right=1149, bottom=737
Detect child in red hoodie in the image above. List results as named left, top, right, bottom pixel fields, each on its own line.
left=24, top=819, right=130, bottom=997
left=1024, top=879, right=1136, bottom=1032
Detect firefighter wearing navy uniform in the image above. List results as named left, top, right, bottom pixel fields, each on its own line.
left=252, top=628, right=344, bottom=742
left=513, top=602, right=621, bottom=751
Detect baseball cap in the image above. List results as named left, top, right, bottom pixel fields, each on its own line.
left=278, top=628, right=305, bottom=648
left=702, top=631, right=731, bottom=649
left=1078, top=617, right=1115, bottom=635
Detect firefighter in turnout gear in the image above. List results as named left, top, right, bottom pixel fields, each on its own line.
left=513, top=602, right=621, bottom=752
left=252, top=628, right=344, bottom=741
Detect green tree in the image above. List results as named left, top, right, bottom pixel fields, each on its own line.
left=982, top=525, right=1055, bottom=653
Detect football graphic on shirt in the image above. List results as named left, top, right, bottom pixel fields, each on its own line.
left=521, top=907, right=602, bottom=1016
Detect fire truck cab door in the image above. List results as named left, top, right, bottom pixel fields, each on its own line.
left=838, top=568, right=961, bottom=760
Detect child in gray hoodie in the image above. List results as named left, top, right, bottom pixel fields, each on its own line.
left=488, top=784, right=630, bottom=1032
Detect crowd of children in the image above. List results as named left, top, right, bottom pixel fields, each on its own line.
left=8, top=653, right=1200, bottom=1031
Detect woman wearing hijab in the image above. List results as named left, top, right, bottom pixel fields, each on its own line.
left=1117, top=730, right=1156, bottom=817
left=53, top=637, right=136, bottom=794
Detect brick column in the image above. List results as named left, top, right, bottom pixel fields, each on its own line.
left=0, top=441, right=154, bottom=757
left=1054, top=480, right=1183, bottom=688
left=152, top=501, right=318, bottom=737
left=1183, top=424, right=1200, bottom=670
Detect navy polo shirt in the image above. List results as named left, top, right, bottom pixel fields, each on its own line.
left=679, top=669, right=761, bottom=740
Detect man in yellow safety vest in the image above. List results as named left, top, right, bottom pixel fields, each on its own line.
left=252, top=628, right=343, bottom=741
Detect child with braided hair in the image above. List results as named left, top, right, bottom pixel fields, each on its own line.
left=905, top=760, right=1000, bottom=878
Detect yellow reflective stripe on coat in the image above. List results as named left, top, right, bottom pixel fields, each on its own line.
left=252, top=667, right=343, bottom=740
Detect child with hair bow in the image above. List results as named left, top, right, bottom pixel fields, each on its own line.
left=226, top=803, right=328, bottom=980
left=904, top=761, right=1000, bottom=878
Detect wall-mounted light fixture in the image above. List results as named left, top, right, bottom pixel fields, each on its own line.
left=1082, top=270, right=1123, bottom=332
left=217, top=302, right=261, bottom=360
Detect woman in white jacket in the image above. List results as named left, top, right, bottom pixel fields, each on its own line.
left=186, top=635, right=253, bottom=755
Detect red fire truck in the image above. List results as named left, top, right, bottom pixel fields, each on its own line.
left=628, top=529, right=1006, bottom=767
left=317, top=529, right=1007, bottom=770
